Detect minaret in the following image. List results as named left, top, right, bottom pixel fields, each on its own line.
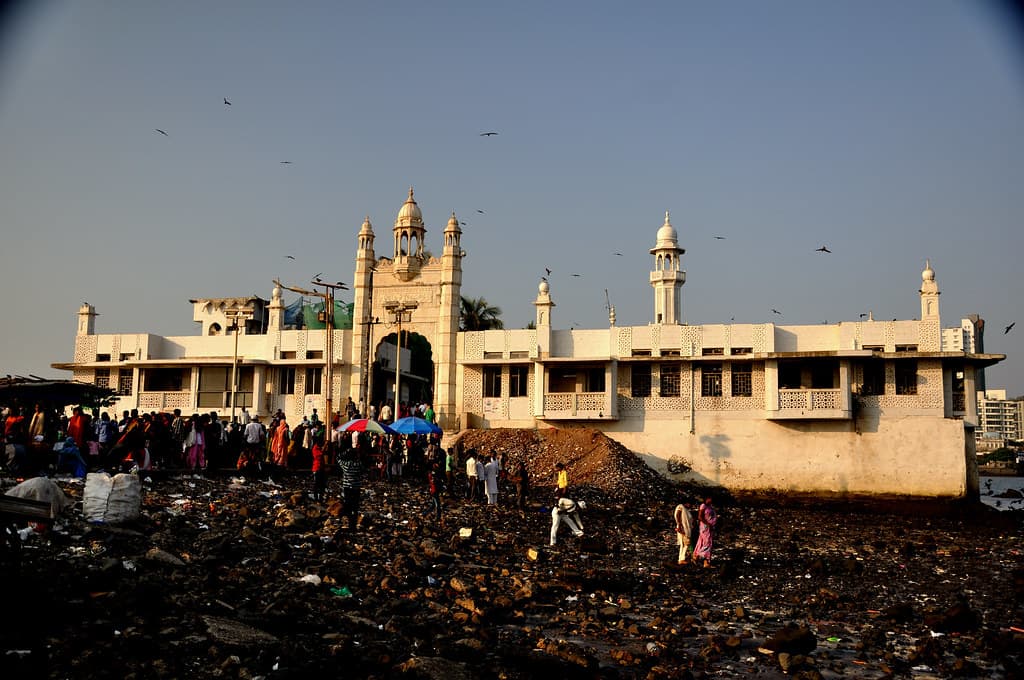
left=77, top=303, right=97, bottom=336
left=534, top=278, right=554, bottom=328
left=268, top=284, right=284, bottom=331
left=919, top=258, right=940, bottom=320
left=351, top=216, right=376, bottom=407
left=649, top=211, right=686, bottom=324
left=434, top=212, right=464, bottom=429
left=392, top=187, right=426, bottom=280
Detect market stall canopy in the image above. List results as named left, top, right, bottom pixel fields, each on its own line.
left=0, top=377, right=119, bottom=409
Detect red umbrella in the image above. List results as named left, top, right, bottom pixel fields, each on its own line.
left=338, top=418, right=396, bottom=435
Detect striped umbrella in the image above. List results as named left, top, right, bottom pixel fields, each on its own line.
left=337, top=418, right=397, bottom=435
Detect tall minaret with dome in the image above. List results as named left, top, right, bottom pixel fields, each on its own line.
left=919, top=259, right=940, bottom=320
left=649, top=211, right=686, bottom=324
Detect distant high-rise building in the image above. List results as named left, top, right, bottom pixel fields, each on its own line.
left=975, top=389, right=1022, bottom=450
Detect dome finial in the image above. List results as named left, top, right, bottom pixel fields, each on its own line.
left=408, top=186, right=415, bottom=200
left=665, top=210, right=671, bottom=224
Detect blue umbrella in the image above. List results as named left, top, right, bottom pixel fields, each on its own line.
left=390, top=416, right=442, bottom=435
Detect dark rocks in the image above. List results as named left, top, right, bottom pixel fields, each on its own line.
left=763, top=623, right=817, bottom=655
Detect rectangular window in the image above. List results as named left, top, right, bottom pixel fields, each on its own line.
left=198, top=367, right=229, bottom=409
left=94, top=368, right=110, bottom=389
left=660, top=364, right=681, bottom=397
left=661, top=349, right=680, bottom=357
left=584, top=367, right=605, bottom=393
left=702, top=347, right=724, bottom=356
left=117, top=372, right=133, bottom=396
left=778, top=362, right=802, bottom=389
left=279, top=367, right=296, bottom=395
left=145, top=368, right=187, bottom=392
left=862, top=345, right=883, bottom=352
left=509, top=351, right=529, bottom=359
left=895, top=344, right=918, bottom=353
left=631, top=364, right=651, bottom=398
left=305, top=367, right=323, bottom=395
left=120, top=352, right=134, bottom=362
left=701, top=363, right=723, bottom=397
left=631, top=349, right=651, bottom=357
left=280, top=351, right=297, bottom=360
left=509, top=366, right=529, bottom=397
left=96, top=353, right=111, bottom=362
left=810, top=362, right=836, bottom=389
left=483, top=351, right=503, bottom=359
left=895, top=361, right=917, bottom=395
left=730, top=347, right=753, bottom=355
left=483, top=366, right=502, bottom=398
left=731, top=364, right=752, bottom=397
left=861, top=360, right=885, bottom=395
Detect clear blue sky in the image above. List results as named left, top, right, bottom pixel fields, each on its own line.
left=2, top=1, right=1022, bottom=394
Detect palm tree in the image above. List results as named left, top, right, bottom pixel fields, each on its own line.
left=460, top=296, right=504, bottom=331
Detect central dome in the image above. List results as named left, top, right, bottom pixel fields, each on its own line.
left=395, top=187, right=424, bottom=228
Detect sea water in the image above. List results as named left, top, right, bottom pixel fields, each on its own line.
left=979, top=475, right=1024, bottom=511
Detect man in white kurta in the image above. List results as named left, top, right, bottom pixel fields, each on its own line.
left=550, top=498, right=585, bottom=546
left=482, top=455, right=500, bottom=505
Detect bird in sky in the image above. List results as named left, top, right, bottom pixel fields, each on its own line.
left=480, top=132, right=498, bottom=137
left=859, top=313, right=868, bottom=318
left=713, top=236, right=726, bottom=240
left=541, top=276, right=548, bottom=282
left=614, top=252, right=623, bottom=256
left=545, top=267, right=552, bottom=276
left=285, top=255, right=295, bottom=260
left=1006, top=322, right=1016, bottom=335
left=280, top=161, right=292, bottom=165
left=571, top=273, right=581, bottom=277
left=476, top=209, right=485, bottom=214
left=816, top=246, right=832, bottom=253
left=459, top=221, right=467, bottom=226
left=155, top=129, right=168, bottom=136
left=772, top=309, right=782, bottom=315
left=313, top=273, right=322, bottom=280
left=223, top=97, right=232, bottom=106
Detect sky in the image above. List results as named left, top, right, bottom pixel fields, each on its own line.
left=1, top=1, right=1022, bottom=394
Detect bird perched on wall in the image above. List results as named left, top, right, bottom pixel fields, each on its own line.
left=815, top=246, right=832, bottom=253
left=1006, top=322, right=1016, bottom=335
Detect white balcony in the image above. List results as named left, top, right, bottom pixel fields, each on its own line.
left=768, top=388, right=850, bottom=420
left=541, top=392, right=617, bottom=420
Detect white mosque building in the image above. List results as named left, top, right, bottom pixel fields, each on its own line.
left=56, top=189, right=1004, bottom=499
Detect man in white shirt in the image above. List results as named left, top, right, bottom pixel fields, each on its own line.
left=550, top=498, right=585, bottom=546
left=464, top=450, right=478, bottom=500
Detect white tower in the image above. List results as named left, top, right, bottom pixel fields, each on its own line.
left=77, top=303, right=97, bottom=336
left=649, top=211, right=686, bottom=324
left=392, top=187, right=426, bottom=281
left=919, top=258, right=940, bottom=320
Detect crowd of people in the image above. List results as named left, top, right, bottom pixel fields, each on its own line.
left=3, top=398, right=719, bottom=565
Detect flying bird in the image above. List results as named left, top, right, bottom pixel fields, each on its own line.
left=476, top=209, right=485, bottom=214
left=859, top=313, right=868, bottom=318
left=713, top=236, right=726, bottom=240
left=280, top=161, right=292, bottom=164
left=571, top=273, right=581, bottom=277
left=614, top=252, right=623, bottom=256
left=459, top=221, right=467, bottom=226
left=544, top=268, right=552, bottom=276
left=155, top=129, right=168, bottom=136
left=224, top=97, right=232, bottom=106
left=771, top=309, right=782, bottom=315
left=815, top=246, right=832, bottom=253
left=1006, top=322, right=1016, bottom=335
left=285, top=255, right=295, bottom=260
left=480, top=132, right=498, bottom=137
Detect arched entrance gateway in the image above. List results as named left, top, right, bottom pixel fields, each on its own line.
left=348, top=188, right=462, bottom=430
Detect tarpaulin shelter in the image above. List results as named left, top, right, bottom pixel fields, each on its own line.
left=0, top=377, right=119, bottom=411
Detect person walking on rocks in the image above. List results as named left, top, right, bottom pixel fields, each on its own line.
left=465, top=449, right=478, bottom=500
left=337, top=447, right=365, bottom=532
left=483, top=454, right=500, bottom=505
left=310, top=434, right=328, bottom=503
left=554, top=462, right=569, bottom=501
left=673, top=500, right=696, bottom=564
left=424, top=460, right=444, bottom=526
left=692, top=498, right=717, bottom=568
left=550, top=497, right=585, bottom=546
left=510, top=461, right=530, bottom=511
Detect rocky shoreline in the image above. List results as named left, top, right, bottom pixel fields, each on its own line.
left=2, top=428, right=1023, bottom=679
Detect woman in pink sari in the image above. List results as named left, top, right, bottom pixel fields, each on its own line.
left=183, top=416, right=206, bottom=472
left=271, top=419, right=290, bottom=467
left=692, top=498, right=717, bottom=568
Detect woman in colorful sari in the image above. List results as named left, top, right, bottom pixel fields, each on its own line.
left=692, top=497, right=717, bottom=568
left=271, top=418, right=290, bottom=468
left=183, top=416, right=206, bottom=472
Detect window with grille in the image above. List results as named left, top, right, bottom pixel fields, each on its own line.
left=305, top=367, right=323, bottom=395
left=660, top=364, right=680, bottom=397
left=860, top=360, right=885, bottom=395
left=701, top=363, right=723, bottom=397
left=731, top=364, right=752, bottom=397
left=94, top=368, right=109, bottom=389
left=483, top=366, right=502, bottom=398
left=279, top=367, right=296, bottom=395
left=509, top=366, right=528, bottom=397
left=895, top=361, right=917, bottom=395
left=631, top=364, right=651, bottom=397
left=117, top=372, right=133, bottom=396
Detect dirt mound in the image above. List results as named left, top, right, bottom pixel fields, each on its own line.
left=452, top=427, right=686, bottom=505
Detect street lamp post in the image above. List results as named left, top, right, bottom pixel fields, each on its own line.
left=274, top=278, right=348, bottom=423
left=226, top=306, right=255, bottom=423
left=384, top=301, right=418, bottom=412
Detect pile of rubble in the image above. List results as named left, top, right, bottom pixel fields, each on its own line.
left=2, top=429, right=1023, bottom=679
